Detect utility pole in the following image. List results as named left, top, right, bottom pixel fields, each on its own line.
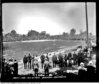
left=85, top=2, right=89, bottom=47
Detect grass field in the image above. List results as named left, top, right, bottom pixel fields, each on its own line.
left=3, top=40, right=85, bottom=61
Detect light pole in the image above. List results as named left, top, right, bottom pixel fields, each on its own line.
left=85, top=2, right=89, bottom=47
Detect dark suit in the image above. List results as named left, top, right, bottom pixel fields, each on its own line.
left=86, top=65, right=96, bottom=81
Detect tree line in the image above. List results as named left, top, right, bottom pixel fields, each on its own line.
left=3, top=28, right=95, bottom=42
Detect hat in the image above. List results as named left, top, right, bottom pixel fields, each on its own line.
left=80, top=62, right=84, bottom=66
left=14, top=59, right=17, bottom=62
left=88, top=61, right=93, bottom=66
left=9, top=58, right=13, bottom=61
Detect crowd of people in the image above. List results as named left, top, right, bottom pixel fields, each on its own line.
left=1, top=58, right=18, bottom=79
left=22, top=45, right=96, bottom=79
left=23, top=53, right=51, bottom=76
left=1, top=44, right=96, bottom=81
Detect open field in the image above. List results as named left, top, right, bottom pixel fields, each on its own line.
left=3, top=40, right=85, bottom=62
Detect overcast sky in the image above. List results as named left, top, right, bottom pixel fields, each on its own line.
left=2, top=2, right=96, bottom=35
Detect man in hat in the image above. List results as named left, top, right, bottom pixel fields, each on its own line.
left=64, top=53, right=68, bottom=67
left=78, top=51, right=84, bottom=66
left=1, top=58, right=8, bottom=79
left=52, top=53, right=57, bottom=68
left=86, top=61, right=96, bottom=81
left=40, top=54, right=45, bottom=69
left=58, top=53, right=63, bottom=68
left=28, top=53, right=32, bottom=69
left=13, top=60, right=18, bottom=76
left=23, top=55, right=27, bottom=69
left=8, top=58, right=14, bottom=79
left=73, top=52, right=78, bottom=65
left=46, top=53, right=49, bottom=61
left=78, top=62, right=87, bottom=81
left=33, top=59, right=39, bottom=77
left=44, top=59, right=50, bottom=76
left=67, top=53, right=72, bottom=67
left=31, top=54, right=35, bottom=69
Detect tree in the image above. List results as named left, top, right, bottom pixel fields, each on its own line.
left=70, top=28, right=76, bottom=36
left=62, top=32, right=69, bottom=37
left=65, top=33, right=69, bottom=36
left=46, top=33, right=50, bottom=39
left=27, top=30, right=39, bottom=37
left=11, top=30, right=17, bottom=35
left=40, top=31, right=47, bottom=39
left=40, top=31, right=46, bottom=36
left=63, top=32, right=66, bottom=36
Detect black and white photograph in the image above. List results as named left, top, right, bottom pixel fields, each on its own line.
left=1, top=2, right=96, bottom=82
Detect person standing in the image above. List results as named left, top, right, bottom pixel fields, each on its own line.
left=28, top=53, right=32, bottom=69
left=78, top=51, right=84, bottom=66
left=34, top=54, right=38, bottom=61
left=67, top=53, right=72, bottom=67
left=33, top=59, right=39, bottom=77
left=70, top=57, right=74, bottom=67
left=52, top=53, right=57, bottom=68
left=68, top=52, right=72, bottom=60
left=73, top=52, right=78, bottom=65
left=44, top=59, right=50, bottom=76
left=31, top=54, right=35, bottom=69
left=1, top=58, right=8, bottom=79
left=13, top=60, right=18, bottom=76
left=46, top=53, right=49, bottom=61
left=8, top=58, right=14, bottom=79
left=58, top=53, right=63, bottom=68
left=86, top=61, right=96, bottom=81
left=23, top=55, right=27, bottom=69
left=78, top=62, right=87, bottom=81
left=40, top=54, right=45, bottom=69
left=64, top=53, right=68, bottom=67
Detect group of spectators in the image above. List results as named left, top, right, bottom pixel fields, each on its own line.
left=1, top=58, right=18, bottom=79
left=22, top=45, right=96, bottom=79
left=23, top=53, right=51, bottom=76
left=77, top=60, right=96, bottom=81
left=1, top=44, right=96, bottom=81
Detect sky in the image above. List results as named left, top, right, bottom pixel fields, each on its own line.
left=2, top=2, right=96, bottom=35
